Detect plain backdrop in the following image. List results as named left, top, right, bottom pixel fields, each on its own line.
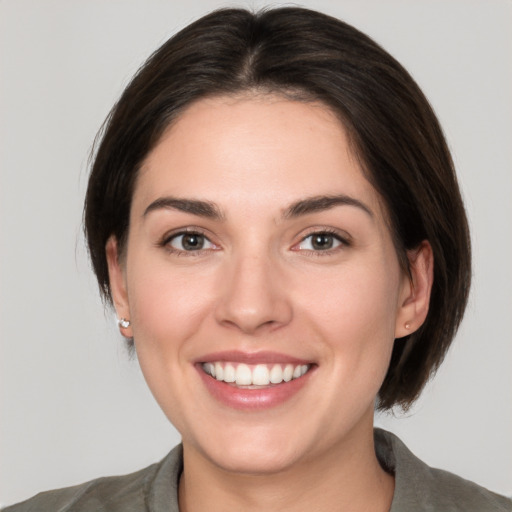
left=1, top=0, right=511, bottom=506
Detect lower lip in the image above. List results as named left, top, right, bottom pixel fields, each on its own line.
left=196, top=365, right=314, bottom=410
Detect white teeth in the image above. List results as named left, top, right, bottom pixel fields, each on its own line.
left=202, top=362, right=311, bottom=386
left=269, top=364, right=283, bottom=384
left=235, top=364, right=252, bottom=385
left=215, top=362, right=224, bottom=381
left=204, top=362, right=215, bottom=377
left=223, top=363, right=236, bottom=383
left=283, top=364, right=294, bottom=382
left=252, top=364, right=270, bottom=385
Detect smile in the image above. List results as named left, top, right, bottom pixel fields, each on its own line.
left=196, top=352, right=315, bottom=410
left=202, top=362, right=311, bottom=387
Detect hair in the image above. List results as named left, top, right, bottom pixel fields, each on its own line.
left=84, top=7, right=471, bottom=410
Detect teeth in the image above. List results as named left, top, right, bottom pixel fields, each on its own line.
left=283, top=364, right=294, bottom=382
left=235, top=364, right=252, bottom=385
left=202, top=361, right=311, bottom=386
left=214, top=362, right=224, bottom=381
left=269, top=364, right=283, bottom=384
left=223, top=363, right=236, bottom=383
left=204, top=362, right=215, bottom=377
left=252, top=364, right=270, bottom=385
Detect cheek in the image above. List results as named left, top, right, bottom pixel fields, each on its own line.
left=297, top=262, right=401, bottom=380
left=126, top=256, right=216, bottom=355
left=124, top=256, right=218, bottom=427
left=302, top=261, right=400, bottom=334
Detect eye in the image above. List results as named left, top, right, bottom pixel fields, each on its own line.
left=296, top=232, right=344, bottom=251
left=167, top=232, right=216, bottom=251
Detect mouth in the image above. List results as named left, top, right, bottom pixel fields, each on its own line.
left=196, top=352, right=315, bottom=410
left=201, top=361, right=311, bottom=387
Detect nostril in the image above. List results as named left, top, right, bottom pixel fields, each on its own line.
left=219, top=315, right=281, bottom=335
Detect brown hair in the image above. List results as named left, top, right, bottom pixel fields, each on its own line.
left=84, top=7, right=471, bottom=410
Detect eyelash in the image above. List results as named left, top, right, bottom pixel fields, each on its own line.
left=293, top=229, right=350, bottom=256
left=159, top=228, right=217, bottom=256
left=159, top=228, right=350, bottom=257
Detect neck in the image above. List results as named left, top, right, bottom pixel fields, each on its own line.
left=178, top=424, right=394, bottom=512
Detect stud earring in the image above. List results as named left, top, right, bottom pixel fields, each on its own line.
left=404, top=322, right=411, bottom=330
left=118, top=318, right=131, bottom=329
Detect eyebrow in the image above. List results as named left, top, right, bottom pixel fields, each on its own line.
left=283, top=194, right=373, bottom=219
left=143, top=197, right=224, bottom=220
left=143, top=194, right=373, bottom=221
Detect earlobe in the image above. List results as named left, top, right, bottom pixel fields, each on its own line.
left=106, top=236, right=133, bottom=337
left=395, top=241, right=434, bottom=338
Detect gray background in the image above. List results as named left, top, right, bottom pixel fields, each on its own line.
left=1, top=0, right=511, bottom=506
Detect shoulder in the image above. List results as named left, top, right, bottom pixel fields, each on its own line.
left=375, top=429, right=512, bottom=512
left=2, top=445, right=183, bottom=512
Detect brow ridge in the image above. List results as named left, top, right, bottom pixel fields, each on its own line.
left=143, top=197, right=224, bottom=220
left=284, top=194, right=373, bottom=218
left=143, top=194, right=372, bottom=221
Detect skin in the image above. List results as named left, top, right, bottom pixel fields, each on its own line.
left=107, top=95, right=433, bottom=512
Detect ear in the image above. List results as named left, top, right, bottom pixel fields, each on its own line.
left=394, top=240, right=434, bottom=338
left=106, top=236, right=133, bottom=337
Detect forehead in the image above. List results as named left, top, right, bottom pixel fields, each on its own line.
left=134, top=95, right=384, bottom=219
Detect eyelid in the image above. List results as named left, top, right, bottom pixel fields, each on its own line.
left=170, top=233, right=216, bottom=251
left=160, top=224, right=209, bottom=240
left=159, top=226, right=220, bottom=253
left=292, top=228, right=351, bottom=252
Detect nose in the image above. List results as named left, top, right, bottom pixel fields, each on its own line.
left=214, top=253, right=293, bottom=335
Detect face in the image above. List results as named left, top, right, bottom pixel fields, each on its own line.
left=108, top=95, right=425, bottom=475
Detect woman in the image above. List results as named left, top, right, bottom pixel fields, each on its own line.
left=4, top=6, right=511, bottom=511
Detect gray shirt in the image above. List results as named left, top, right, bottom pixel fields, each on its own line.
left=4, top=429, right=511, bottom=511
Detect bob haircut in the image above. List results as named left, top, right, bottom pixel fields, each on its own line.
left=84, top=7, right=471, bottom=410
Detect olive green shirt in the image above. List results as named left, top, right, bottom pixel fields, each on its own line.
left=4, top=429, right=511, bottom=511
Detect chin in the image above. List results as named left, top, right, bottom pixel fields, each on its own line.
left=186, top=424, right=310, bottom=475
left=209, top=443, right=302, bottom=475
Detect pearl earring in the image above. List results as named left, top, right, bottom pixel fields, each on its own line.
left=118, top=318, right=131, bottom=329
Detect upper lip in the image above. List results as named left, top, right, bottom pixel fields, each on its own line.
left=195, top=350, right=313, bottom=365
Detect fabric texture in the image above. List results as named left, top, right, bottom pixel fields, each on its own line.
left=4, top=429, right=510, bottom=511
